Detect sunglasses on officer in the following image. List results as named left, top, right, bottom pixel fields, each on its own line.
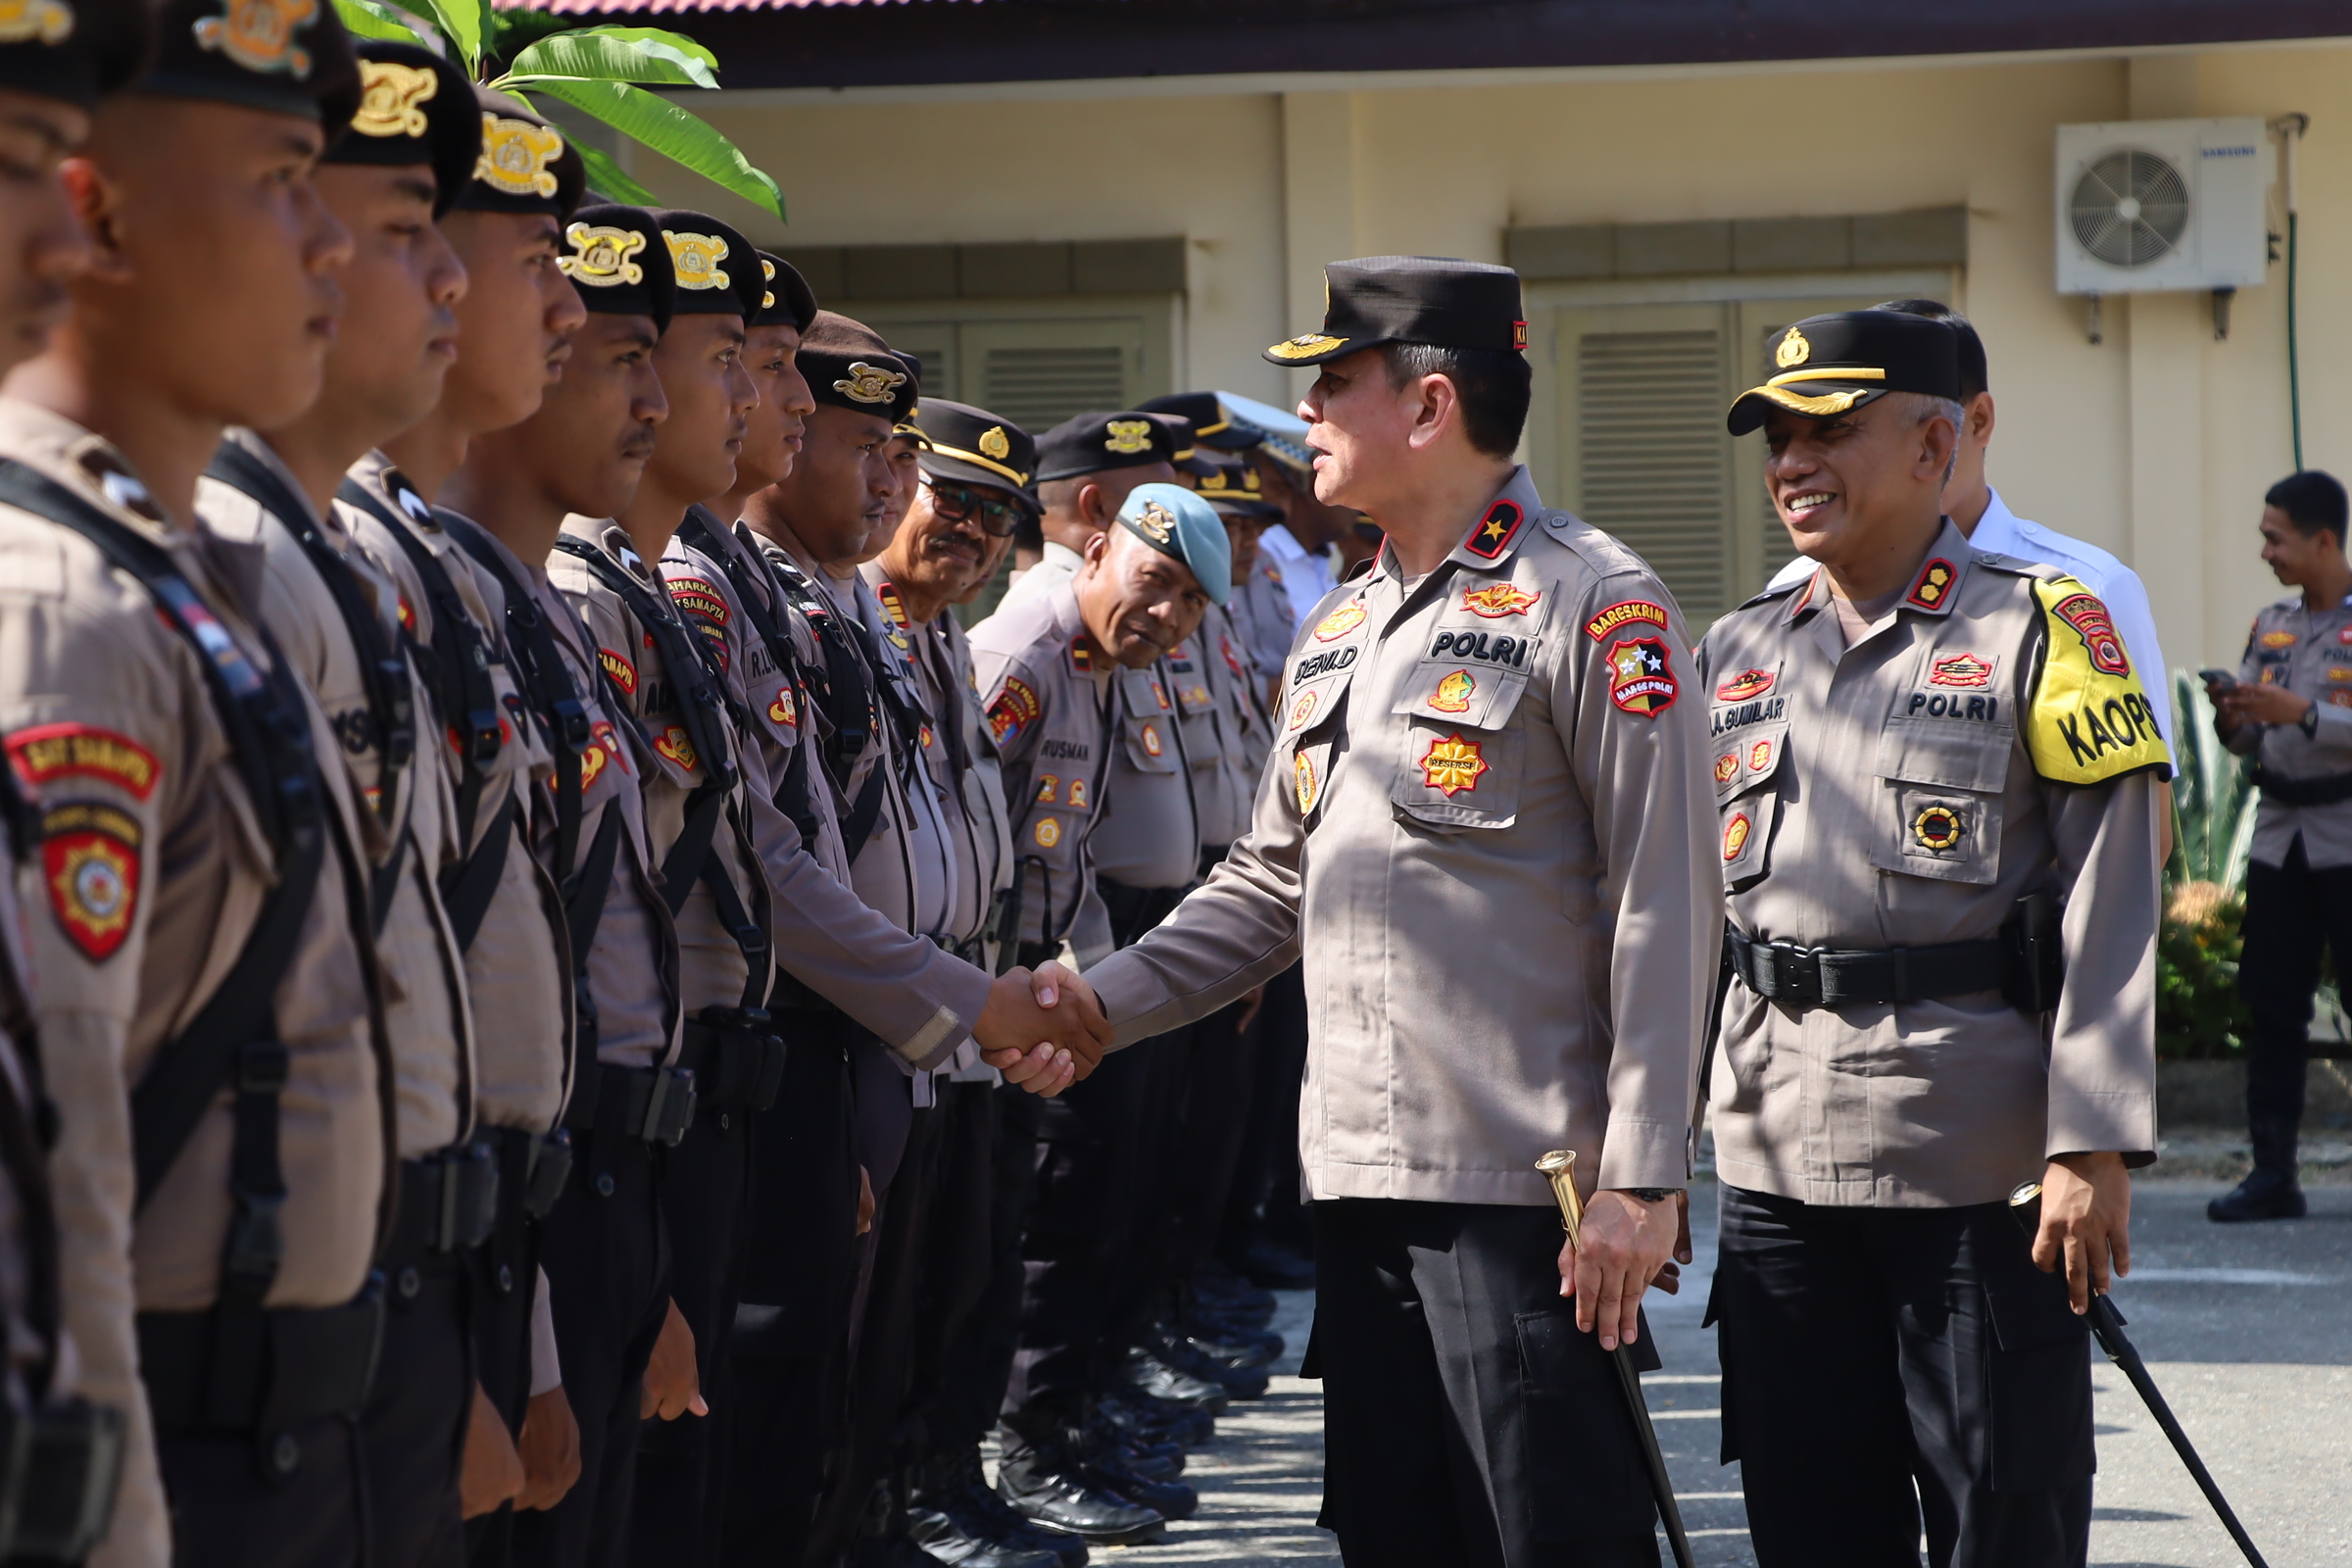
left=922, top=477, right=1024, bottom=538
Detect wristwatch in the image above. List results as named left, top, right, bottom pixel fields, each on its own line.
left=2301, top=703, right=2322, bottom=739
left=1624, top=1187, right=1678, bottom=1203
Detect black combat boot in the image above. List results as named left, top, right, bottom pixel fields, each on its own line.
left=2208, top=1119, right=2308, bottom=1221
left=994, top=1409, right=1165, bottom=1546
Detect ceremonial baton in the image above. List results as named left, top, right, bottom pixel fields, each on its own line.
left=1537, top=1151, right=1695, bottom=1568
left=2007, top=1182, right=2271, bottom=1568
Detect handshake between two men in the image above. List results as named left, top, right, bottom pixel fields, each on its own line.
left=972, top=962, right=1112, bottom=1097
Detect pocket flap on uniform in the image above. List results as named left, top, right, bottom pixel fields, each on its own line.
left=1390, top=661, right=1532, bottom=731
left=1875, top=716, right=2012, bottom=794
left=1393, top=721, right=1523, bottom=831
left=1710, top=722, right=1788, bottom=805
left=1121, top=713, right=1178, bottom=774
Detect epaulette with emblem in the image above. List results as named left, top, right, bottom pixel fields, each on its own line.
left=1732, top=574, right=1809, bottom=612
left=1965, top=550, right=2050, bottom=579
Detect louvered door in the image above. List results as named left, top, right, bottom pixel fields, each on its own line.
left=959, top=317, right=1148, bottom=430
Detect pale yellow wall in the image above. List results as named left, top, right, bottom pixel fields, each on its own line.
left=659, top=39, right=2352, bottom=669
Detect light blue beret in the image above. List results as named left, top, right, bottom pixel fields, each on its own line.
left=1115, top=482, right=1232, bottom=605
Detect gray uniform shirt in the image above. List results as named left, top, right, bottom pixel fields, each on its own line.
left=1702, top=521, right=2167, bottom=1208
left=2230, top=593, right=2352, bottom=869
left=1085, top=467, right=1719, bottom=1203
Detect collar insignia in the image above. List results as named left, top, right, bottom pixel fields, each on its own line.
left=1462, top=499, right=1526, bottom=561
left=563, top=222, right=645, bottom=287
left=835, top=361, right=906, bottom=405
left=193, top=0, right=316, bottom=78
left=478, top=115, right=564, bottom=199
left=664, top=229, right=730, bottom=291
left=1905, top=557, right=1957, bottom=611
left=1775, top=327, right=1810, bottom=368
left=0, top=0, right=74, bottom=46
left=1103, top=419, right=1153, bottom=456
left=978, top=425, right=1011, bottom=462
left=352, top=58, right=436, bottom=138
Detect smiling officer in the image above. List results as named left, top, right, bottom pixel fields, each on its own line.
left=1698, top=311, right=2167, bottom=1568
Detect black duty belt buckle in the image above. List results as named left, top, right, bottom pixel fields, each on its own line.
left=641, top=1066, right=696, bottom=1147
left=0, top=1396, right=125, bottom=1562
left=523, top=1130, right=572, bottom=1218
left=1760, top=943, right=1823, bottom=1008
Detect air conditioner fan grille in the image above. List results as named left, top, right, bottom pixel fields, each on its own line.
left=2069, top=149, right=2190, bottom=268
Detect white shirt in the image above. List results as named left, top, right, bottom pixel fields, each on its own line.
left=1258, top=523, right=1339, bottom=632
left=1765, top=486, right=2176, bottom=748
left=997, top=538, right=1085, bottom=614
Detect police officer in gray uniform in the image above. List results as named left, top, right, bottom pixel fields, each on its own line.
left=999, top=415, right=1185, bottom=613
left=1700, top=311, right=2163, bottom=1568
left=1005, top=258, right=1720, bottom=1568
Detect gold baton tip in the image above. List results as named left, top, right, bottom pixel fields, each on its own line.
left=2008, top=1181, right=2044, bottom=1210
left=1535, top=1150, right=1585, bottom=1244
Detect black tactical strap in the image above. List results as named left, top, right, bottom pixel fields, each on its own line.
left=337, top=477, right=506, bottom=850
left=0, top=770, right=64, bottom=1398
left=760, top=543, right=875, bottom=791
left=556, top=808, right=625, bottom=1130
left=677, top=511, right=823, bottom=842
left=205, top=443, right=413, bottom=935
left=436, top=787, right=516, bottom=953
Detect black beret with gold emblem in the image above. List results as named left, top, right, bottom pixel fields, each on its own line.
left=1138, top=391, right=1262, bottom=453
left=0, top=0, right=147, bottom=110
left=800, top=310, right=914, bottom=424
left=1264, top=255, right=1525, bottom=368
left=912, top=398, right=1034, bottom=497
left=653, top=209, right=761, bottom=320
left=1035, top=410, right=1182, bottom=485
left=559, top=202, right=674, bottom=333
left=456, top=86, right=583, bottom=220
left=1725, top=311, right=1962, bottom=437
left=143, top=0, right=361, bottom=129
left=321, top=41, right=477, bottom=220
left=752, top=250, right=816, bottom=332
left=1196, top=458, right=1284, bottom=521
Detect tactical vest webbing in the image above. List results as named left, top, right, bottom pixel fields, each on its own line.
left=760, top=544, right=901, bottom=860
left=675, top=510, right=821, bottom=845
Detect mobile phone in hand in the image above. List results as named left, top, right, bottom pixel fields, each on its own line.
left=2199, top=668, right=2239, bottom=690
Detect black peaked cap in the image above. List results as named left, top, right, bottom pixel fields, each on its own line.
left=561, top=202, right=674, bottom=334
left=1138, top=391, right=1262, bottom=451
left=1035, top=410, right=1182, bottom=484
left=655, top=209, right=761, bottom=320
left=144, top=0, right=360, bottom=129
left=1265, top=255, right=1525, bottom=368
left=0, top=0, right=148, bottom=110
left=1726, top=311, right=1962, bottom=436
left=458, top=86, right=583, bottom=220
left=324, top=41, right=477, bottom=220
left=1197, top=459, right=1284, bottom=520
left=800, top=310, right=914, bottom=424
left=913, top=398, right=1034, bottom=493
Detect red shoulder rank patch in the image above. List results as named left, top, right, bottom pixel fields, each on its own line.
left=599, top=648, right=637, bottom=697
left=396, top=594, right=416, bottom=635
left=1713, top=668, right=1774, bottom=703
left=1585, top=600, right=1668, bottom=642
left=1221, top=635, right=1246, bottom=680
left=988, top=677, right=1042, bottom=745
left=876, top=581, right=911, bottom=631
left=2052, top=591, right=2130, bottom=675
left=1151, top=679, right=1170, bottom=710
left=1905, top=558, right=1957, bottom=611
left=1929, top=653, right=1994, bottom=689
left=1068, top=639, right=1093, bottom=673
left=40, top=801, right=141, bottom=961
left=8, top=723, right=162, bottom=802
left=1463, top=500, right=1526, bottom=561
left=1605, top=638, right=1678, bottom=716
left=1461, top=582, right=1541, bottom=618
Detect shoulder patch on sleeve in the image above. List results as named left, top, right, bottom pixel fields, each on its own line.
left=1585, top=599, right=1669, bottom=642
left=8, top=723, right=162, bottom=801
left=599, top=647, right=638, bottom=697
left=2026, top=575, right=2173, bottom=787
left=987, top=675, right=1042, bottom=746
left=39, top=800, right=142, bottom=961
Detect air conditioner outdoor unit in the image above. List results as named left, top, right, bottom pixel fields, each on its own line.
left=2054, top=117, right=2269, bottom=294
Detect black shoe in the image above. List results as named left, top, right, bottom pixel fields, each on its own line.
left=1096, top=1388, right=1211, bottom=1448
left=1149, top=1331, right=1270, bottom=1399
left=1082, top=1458, right=1198, bottom=1523
left=1078, top=1417, right=1184, bottom=1481
left=1231, top=1235, right=1315, bottom=1291
left=1175, top=1321, right=1280, bottom=1371
left=1194, top=1262, right=1279, bottom=1324
left=2208, top=1166, right=2308, bottom=1222
left=926, top=1450, right=1088, bottom=1568
left=995, top=1445, right=1165, bottom=1546
left=905, top=1499, right=1065, bottom=1568
left=1119, top=1347, right=1232, bottom=1413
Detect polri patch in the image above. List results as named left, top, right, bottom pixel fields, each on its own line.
left=1606, top=638, right=1678, bottom=716
left=40, top=801, right=140, bottom=962
left=2051, top=591, right=2130, bottom=676
left=988, top=678, right=1041, bottom=746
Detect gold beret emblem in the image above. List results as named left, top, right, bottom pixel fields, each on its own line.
left=834, top=361, right=906, bottom=405
left=0, top=0, right=74, bottom=46
left=352, top=58, right=437, bottom=139
left=1775, top=327, right=1811, bottom=369
left=193, top=0, right=316, bottom=78
left=1103, top=419, right=1154, bottom=456
left=664, top=230, right=730, bottom=291
left=1130, top=500, right=1176, bottom=545
left=760, top=256, right=776, bottom=311
left=477, top=115, right=563, bottom=199
left=562, top=222, right=646, bottom=287
left=978, top=425, right=1011, bottom=462
left=1267, top=333, right=1345, bottom=361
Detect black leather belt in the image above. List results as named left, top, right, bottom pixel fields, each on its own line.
left=679, top=1008, right=786, bottom=1114
left=1726, top=895, right=2063, bottom=1015
left=562, top=1062, right=697, bottom=1146
left=2252, top=764, right=2352, bottom=807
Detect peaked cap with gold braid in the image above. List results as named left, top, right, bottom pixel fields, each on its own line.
left=1725, top=311, right=1962, bottom=436
left=322, top=41, right=477, bottom=220
left=912, top=398, right=1035, bottom=497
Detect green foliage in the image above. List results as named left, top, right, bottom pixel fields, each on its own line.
left=2167, top=670, right=2257, bottom=889
left=325, top=0, right=783, bottom=221
left=2156, top=670, right=2258, bottom=1057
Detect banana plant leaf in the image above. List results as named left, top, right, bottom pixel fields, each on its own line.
left=501, top=74, right=782, bottom=220
left=504, top=31, right=717, bottom=90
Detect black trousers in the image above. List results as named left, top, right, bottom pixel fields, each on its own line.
left=1004, top=1034, right=1160, bottom=1417
left=936, top=1082, right=1041, bottom=1448
left=360, top=1253, right=472, bottom=1568
left=2238, top=836, right=2352, bottom=1157
left=466, top=1129, right=549, bottom=1568
left=1710, top=1185, right=2093, bottom=1568
left=158, top=1415, right=366, bottom=1568
left=1311, top=1200, right=1661, bottom=1568
left=630, top=1102, right=753, bottom=1568
left=513, top=1128, right=671, bottom=1568
left=1223, top=963, right=1310, bottom=1255
left=1165, top=997, right=1258, bottom=1284
left=900, top=1078, right=999, bottom=1457
left=721, top=1014, right=862, bottom=1567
